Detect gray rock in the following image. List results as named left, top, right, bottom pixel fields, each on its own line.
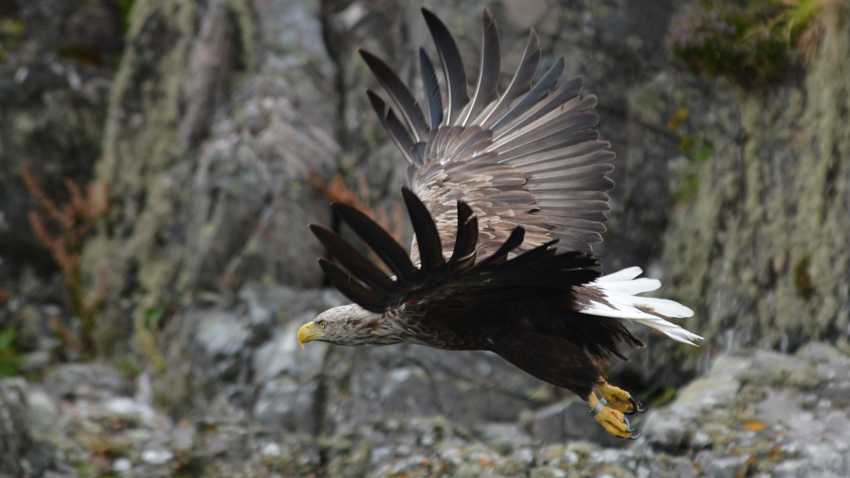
left=772, top=459, right=808, bottom=478
left=590, top=448, right=639, bottom=473
left=22, top=386, right=58, bottom=441
left=7, top=345, right=850, bottom=477
left=701, top=454, right=750, bottom=478
left=196, top=311, right=252, bottom=358
left=533, top=401, right=570, bottom=443
left=0, top=378, right=58, bottom=478
left=44, top=362, right=130, bottom=400
left=669, top=457, right=699, bottom=478
left=140, top=448, right=174, bottom=466
left=740, top=350, right=826, bottom=390
left=474, top=422, right=533, bottom=454
left=154, top=284, right=331, bottom=416
left=530, top=466, right=568, bottom=478
left=644, top=410, right=694, bottom=454
left=673, top=355, right=745, bottom=413
left=112, top=457, right=132, bottom=473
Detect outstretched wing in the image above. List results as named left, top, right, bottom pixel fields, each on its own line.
left=362, top=8, right=614, bottom=261
left=309, top=187, right=599, bottom=314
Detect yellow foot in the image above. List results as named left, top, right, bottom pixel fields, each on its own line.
left=597, top=381, right=646, bottom=415
left=588, top=393, right=640, bottom=439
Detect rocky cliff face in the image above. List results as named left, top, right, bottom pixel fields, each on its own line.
left=82, top=0, right=339, bottom=353
left=81, top=0, right=713, bottom=361
left=662, top=2, right=850, bottom=355
left=5, top=341, right=850, bottom=477
left=0, top=0, right=120, bottom=272
left=3, top=0, right=850, bottom=476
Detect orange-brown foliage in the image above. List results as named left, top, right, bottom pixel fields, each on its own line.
left=20, top=168, right=108, bottom=358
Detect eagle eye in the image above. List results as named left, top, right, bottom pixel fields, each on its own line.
left=317, top=319, right=327, bottom=329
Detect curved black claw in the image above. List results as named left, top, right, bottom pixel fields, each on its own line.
left=624, top=396, right=647, bottom=415
left=622, top=416, right=641, bottom=439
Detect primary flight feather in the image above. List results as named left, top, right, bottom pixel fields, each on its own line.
left=299, top=8, right=702, bottom=439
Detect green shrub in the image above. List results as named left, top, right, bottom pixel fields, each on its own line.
left=668, top=0, right=821, bottom=89
left=0, top=325, right=22, bottom=377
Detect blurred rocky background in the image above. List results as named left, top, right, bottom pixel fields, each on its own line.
left=1, top=0, right=848, bottom=476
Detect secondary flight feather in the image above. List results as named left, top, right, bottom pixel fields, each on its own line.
left=298, top=8, right=702, bottom=439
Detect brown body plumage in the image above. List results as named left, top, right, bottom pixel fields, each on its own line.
left=298, top=8, right=701, bottom=439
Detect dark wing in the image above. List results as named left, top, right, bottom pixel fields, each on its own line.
left=361, top=8, right=614, bottom=261
left=309, top=187, right=599, bottom=314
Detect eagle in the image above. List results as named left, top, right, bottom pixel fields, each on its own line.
left=298, top=8, right=702, bottom=439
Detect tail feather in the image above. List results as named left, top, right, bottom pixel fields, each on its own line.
left=581, top=267, right=703, bottom=346
left=593, top=266, right=660, bottom=295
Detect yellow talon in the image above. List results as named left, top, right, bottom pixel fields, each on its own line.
left=597, top=381, right=645, bottom=415
left=589, top=393, right=639, bottom=439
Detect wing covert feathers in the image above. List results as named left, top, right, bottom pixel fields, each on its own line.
left=362, top=8, right=615, bottom=255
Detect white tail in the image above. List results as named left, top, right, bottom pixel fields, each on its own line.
left=580, top=267, right=703, bottom=346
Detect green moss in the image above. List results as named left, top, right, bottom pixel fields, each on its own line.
left=118, top=0, right=135, bottom=34
left=134, top=306, right=165, bottom=372
left=793, top=255, right=814, bottom=299
left=689, top=141, right=715, bottom=163
left=668, top=0, right=822, bottom=90
left=0, top=324, right=23, bottom=377
left=672, top=175, right=700, bottom=203
left=116, top=358, right=139, bottom=381
left=0, top=16, right=24, bottom=60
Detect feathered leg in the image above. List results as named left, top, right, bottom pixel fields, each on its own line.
left=490, top=330, right=642, bottom=439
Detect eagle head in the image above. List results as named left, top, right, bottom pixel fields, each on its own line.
left=297, top=304, right=405, bottom=348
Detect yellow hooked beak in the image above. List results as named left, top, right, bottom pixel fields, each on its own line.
left=297, top=321, right=324, bottom=349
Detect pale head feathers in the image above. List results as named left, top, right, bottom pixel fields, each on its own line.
left=312, top=304, right=407, bottom=346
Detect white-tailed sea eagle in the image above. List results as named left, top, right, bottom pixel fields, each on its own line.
left=298, top=8, right=702, bottom=439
